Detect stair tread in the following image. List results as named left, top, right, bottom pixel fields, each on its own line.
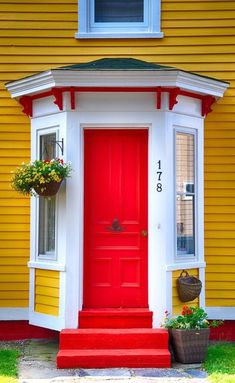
left=61, top=328, right=167, bottom=334
left=58, top=348, right=170, bottom=356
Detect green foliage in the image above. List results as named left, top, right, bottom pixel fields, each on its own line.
left=204, top=343, right=235, bottom=383
left=11, top=158, right=72, bottom=196
left=162, top=306, right=223, bottom=330
left=0, top=349, right=19, bottom=382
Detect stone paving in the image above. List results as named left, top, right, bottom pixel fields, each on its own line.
left=0, top=339, right=210, bottom=383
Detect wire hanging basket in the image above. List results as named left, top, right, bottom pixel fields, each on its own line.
left=177, top=270, right=202, bottom=302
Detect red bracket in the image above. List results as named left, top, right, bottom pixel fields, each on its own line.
left=169, top=87, right=181, bottom=110
left=19, top=95, right=32, bottom=117
left=156, top=87, right=162, bottom=109
left=51, top=88, right=63, bottom=110
left=70, top=87, right=76, bottom=110
left=201, top=95, right=216, bottom=117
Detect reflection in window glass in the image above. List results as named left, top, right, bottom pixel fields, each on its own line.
left=176, top=133, right=195, bottom=257
left=95, top=0, right=144, bottom=22
left=38, top=133, right=56, bottom=258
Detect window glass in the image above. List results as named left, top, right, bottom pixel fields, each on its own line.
left=95, top=0, right=144, bottom=22
left=38, top=133, right=56, bottom=258
left=176, top=133, right=195, bottom=257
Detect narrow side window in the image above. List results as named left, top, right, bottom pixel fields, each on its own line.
left=38, top=133, right=57, bottom=259
left=176, top=132, right=196, bottom=258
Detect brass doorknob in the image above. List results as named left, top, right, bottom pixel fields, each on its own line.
left=141, top=229, right=148, bottom=237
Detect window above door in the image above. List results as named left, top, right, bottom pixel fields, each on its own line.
left=76, top=0, right=163, bottom=39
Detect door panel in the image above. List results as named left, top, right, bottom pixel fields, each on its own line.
left=83, top=129, right=148, bottom=308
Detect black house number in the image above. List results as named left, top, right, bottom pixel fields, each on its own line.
left=156, top=160, right=162, bottom=192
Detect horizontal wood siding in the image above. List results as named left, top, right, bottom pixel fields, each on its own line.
left=172, top=269, right=199, bottom=315
left=34, top=269, right=59, bottom=316
left=0, top=0, right=234, bottom=309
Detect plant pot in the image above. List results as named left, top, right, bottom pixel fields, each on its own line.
left=169, top=328, right=210, bottom=364
left=34, top=180, right=62, bottom=197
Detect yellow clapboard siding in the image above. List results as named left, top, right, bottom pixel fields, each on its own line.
left=35, top=304, right=59, bottom=316
left=206, top=299, right=235, bottom=307
left=0, top=300, right=28, bottom=307
left=0, top=257, right=28, bottom=265
left=206, top=273, right=235, bottom=282
left=0, top=282, right=28, bottom=290
left=172, top=269, right=199, bottom=315
left=0, top=274, right=29, bottom=282
left=206, top=281, right=235, bottom=290
left=34, top=269, right=60, bottom=316
left=0, top=0, right=234, bottom=314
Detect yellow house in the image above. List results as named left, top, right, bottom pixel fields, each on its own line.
left=0, top=0, right=234, bottom=368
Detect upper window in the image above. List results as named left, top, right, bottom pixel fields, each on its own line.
left=76, top=0, right=163, bottom=38
left=175, top=131, right=196, bottom=259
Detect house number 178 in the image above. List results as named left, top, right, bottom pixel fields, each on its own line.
left=156, top=160, right=162, bottom=192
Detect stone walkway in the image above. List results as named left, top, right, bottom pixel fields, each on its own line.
left=0, top=339, right=210, bottom=383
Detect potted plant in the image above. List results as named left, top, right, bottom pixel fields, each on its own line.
left=11, top=158, right=72, bottom=197
left=162, top=306, right=223, bottom=364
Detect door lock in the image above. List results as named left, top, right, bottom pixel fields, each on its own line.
left=141, top=229, right=148, bottom=237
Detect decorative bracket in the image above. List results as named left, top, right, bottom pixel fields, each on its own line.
left=19, top=95, right=32, bottom=117
left=169, top=87, right=181, bottom=110
left=201, top=95, right=216, bottom=117
left=51, top=88, right=63, bottom=111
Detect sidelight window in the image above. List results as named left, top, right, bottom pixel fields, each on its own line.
left=175, top=131, right=196, bottom=258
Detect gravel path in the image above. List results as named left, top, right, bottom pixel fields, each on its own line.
left=0, top=339, right=210, bottom=383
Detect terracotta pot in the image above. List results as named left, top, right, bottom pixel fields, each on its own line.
left=169, top=328, right=210, bottom=363
left=34, top=180, right=62, bottom=197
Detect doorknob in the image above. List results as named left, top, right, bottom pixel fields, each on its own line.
left=141, top=229, right=148, bottom=237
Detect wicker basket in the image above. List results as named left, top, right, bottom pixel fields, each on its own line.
left=169, top=328, right=210, bottom=363
left=177, top=270, right=202, bottom=302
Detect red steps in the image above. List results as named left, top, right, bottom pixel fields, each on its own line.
left=57, top=328, right=171, bottom=368
left=79, top=308, right=153, bottom=329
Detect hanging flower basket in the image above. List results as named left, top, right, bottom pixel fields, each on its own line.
left=11, top=158, right=72, bottom=197
left=33, top=180, right=63, bottom=197
left=177, top=270, right=202, bottom=302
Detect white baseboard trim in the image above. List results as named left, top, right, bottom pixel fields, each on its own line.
left=206, top=307, right=235, bottom=320
left=0, top=308, right=29, bottom=320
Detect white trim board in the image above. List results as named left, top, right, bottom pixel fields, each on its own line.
left=0, top=308, right=29, bottom=320
left=206, top=307, right=235, bottom=320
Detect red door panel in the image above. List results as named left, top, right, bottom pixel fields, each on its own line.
left=84, top=129, right=148, bottom=308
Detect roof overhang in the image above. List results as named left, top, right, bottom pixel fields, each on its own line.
left=6, top=68, right=229, bottom=100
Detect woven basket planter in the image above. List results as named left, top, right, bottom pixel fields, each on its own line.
left=177, top=270, right=202, bottom=302
left=34, top=180, right=62, bottom=197
left=169, top=328, right=210, bottom=364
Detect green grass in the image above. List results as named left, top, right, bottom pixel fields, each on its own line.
left=0, top=349, right=20, bottom=383
left=203, top=343, right=235, bottom=383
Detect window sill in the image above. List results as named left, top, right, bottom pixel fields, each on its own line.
left=166, top=261, right=206, bottom=271
left=75, top=31, right=164, bottom=39
left=28, top=261, right=66, bottom=271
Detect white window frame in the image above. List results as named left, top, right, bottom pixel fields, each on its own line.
left=76, top=0, right=163, bottom=39
left=174, top=128, right=198, bottom=261
left=36, top=128, right=60, bottom=262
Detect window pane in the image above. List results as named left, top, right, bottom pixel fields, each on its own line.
left=176, top=133, right=195, bottom=256
left=38, top=133, right=56, bottom=257
left=95, top=0, right=144, bottom=22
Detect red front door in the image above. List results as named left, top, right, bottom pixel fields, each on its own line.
left=83, top=129, right=148, bottom=308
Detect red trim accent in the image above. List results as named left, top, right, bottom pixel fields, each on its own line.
left=19, top=96, right=33, bottom=117
left=156, top=87, right=162, bottom=109
left=169, top=87, right=181, bottom=110
left=201, top=95, right=216, bottom=117
left=70, top=87, right=76, bottom=110
left=19, top=86, right=216, bottom=117
left=0, top=321, right=58, bottom=341
left=51, top=88, right=63, bottom=110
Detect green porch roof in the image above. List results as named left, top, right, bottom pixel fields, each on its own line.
left=58, top=58, right=174, bottom=71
